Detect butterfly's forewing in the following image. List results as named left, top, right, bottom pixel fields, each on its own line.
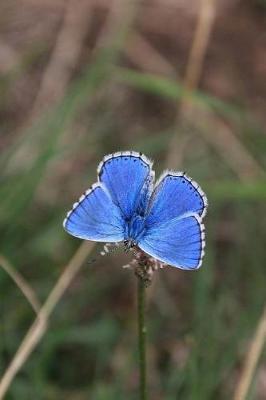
left=63, top=183, right=125, bottom=242
left=98, top=151, right=154, bottom=220
left=139, top=214, right=205, bottom=269
left=146, top=172, right=207, bottom=228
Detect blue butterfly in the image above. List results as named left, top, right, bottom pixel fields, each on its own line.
left=63, top=151, right=207, bottom=270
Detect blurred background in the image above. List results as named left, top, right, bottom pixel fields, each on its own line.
left=0, top=0, right=266, bottom=399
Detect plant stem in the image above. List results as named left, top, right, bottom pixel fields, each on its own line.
left=137, top=277, right=147, bottom=400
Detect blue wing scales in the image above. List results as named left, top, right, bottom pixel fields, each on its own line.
left=63, top=183, right=125, bottom=242
left=98, top=151, right=154, bottom=219
left=139, top=214, right=205, bottom=269
left=146, top=171, right=207, bottom=228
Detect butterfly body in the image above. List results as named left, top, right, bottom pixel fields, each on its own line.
left=125, top=213, right=147, bottom=243
left=64, top=151, right=208, bottom=270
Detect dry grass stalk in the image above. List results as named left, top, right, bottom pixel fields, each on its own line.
left=233, top=305, right=266, bottom=400
left=193, top=108, right=264, bottom=180
left=182, top=0, right=216, bottom=99
left=167, top=0, right=216, bottom=167
left=30, top=0, right=93, bottom=118
left=0, top=241, right=94, bottom=399
left=125, top=32, right=176, bottom=76
left=0, top=40, right=20, bottom=74
left=166, top=0, right=262, bottom=181
left=8, top=0, right=93, bottom=172
left=93, top=0, right=140, bottom=54
left=0, top=255, right=41, bottom=314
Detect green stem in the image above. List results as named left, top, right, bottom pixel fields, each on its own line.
left=137, top=277, right=147, bottom=400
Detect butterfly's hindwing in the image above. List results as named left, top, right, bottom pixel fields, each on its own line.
left=139, top=213, right=205, bottom=270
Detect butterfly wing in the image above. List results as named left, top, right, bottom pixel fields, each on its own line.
left=146, top=171, right=207, bottom=227
left=138, top=172, right=207, bottom=269
left=63, top=183, right=125, bottom=242
left=97, top=151, right=154, bottom=219
left=139, top=214, right=205, bottom=269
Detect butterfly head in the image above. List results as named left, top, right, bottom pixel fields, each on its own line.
left=124, top=239, right=136, bottom=252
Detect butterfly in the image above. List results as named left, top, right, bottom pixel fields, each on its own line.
left=63, top=151, right=207, bottom=270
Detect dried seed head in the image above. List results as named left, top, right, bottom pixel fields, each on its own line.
left=131, top=247, right=166, bottom=286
